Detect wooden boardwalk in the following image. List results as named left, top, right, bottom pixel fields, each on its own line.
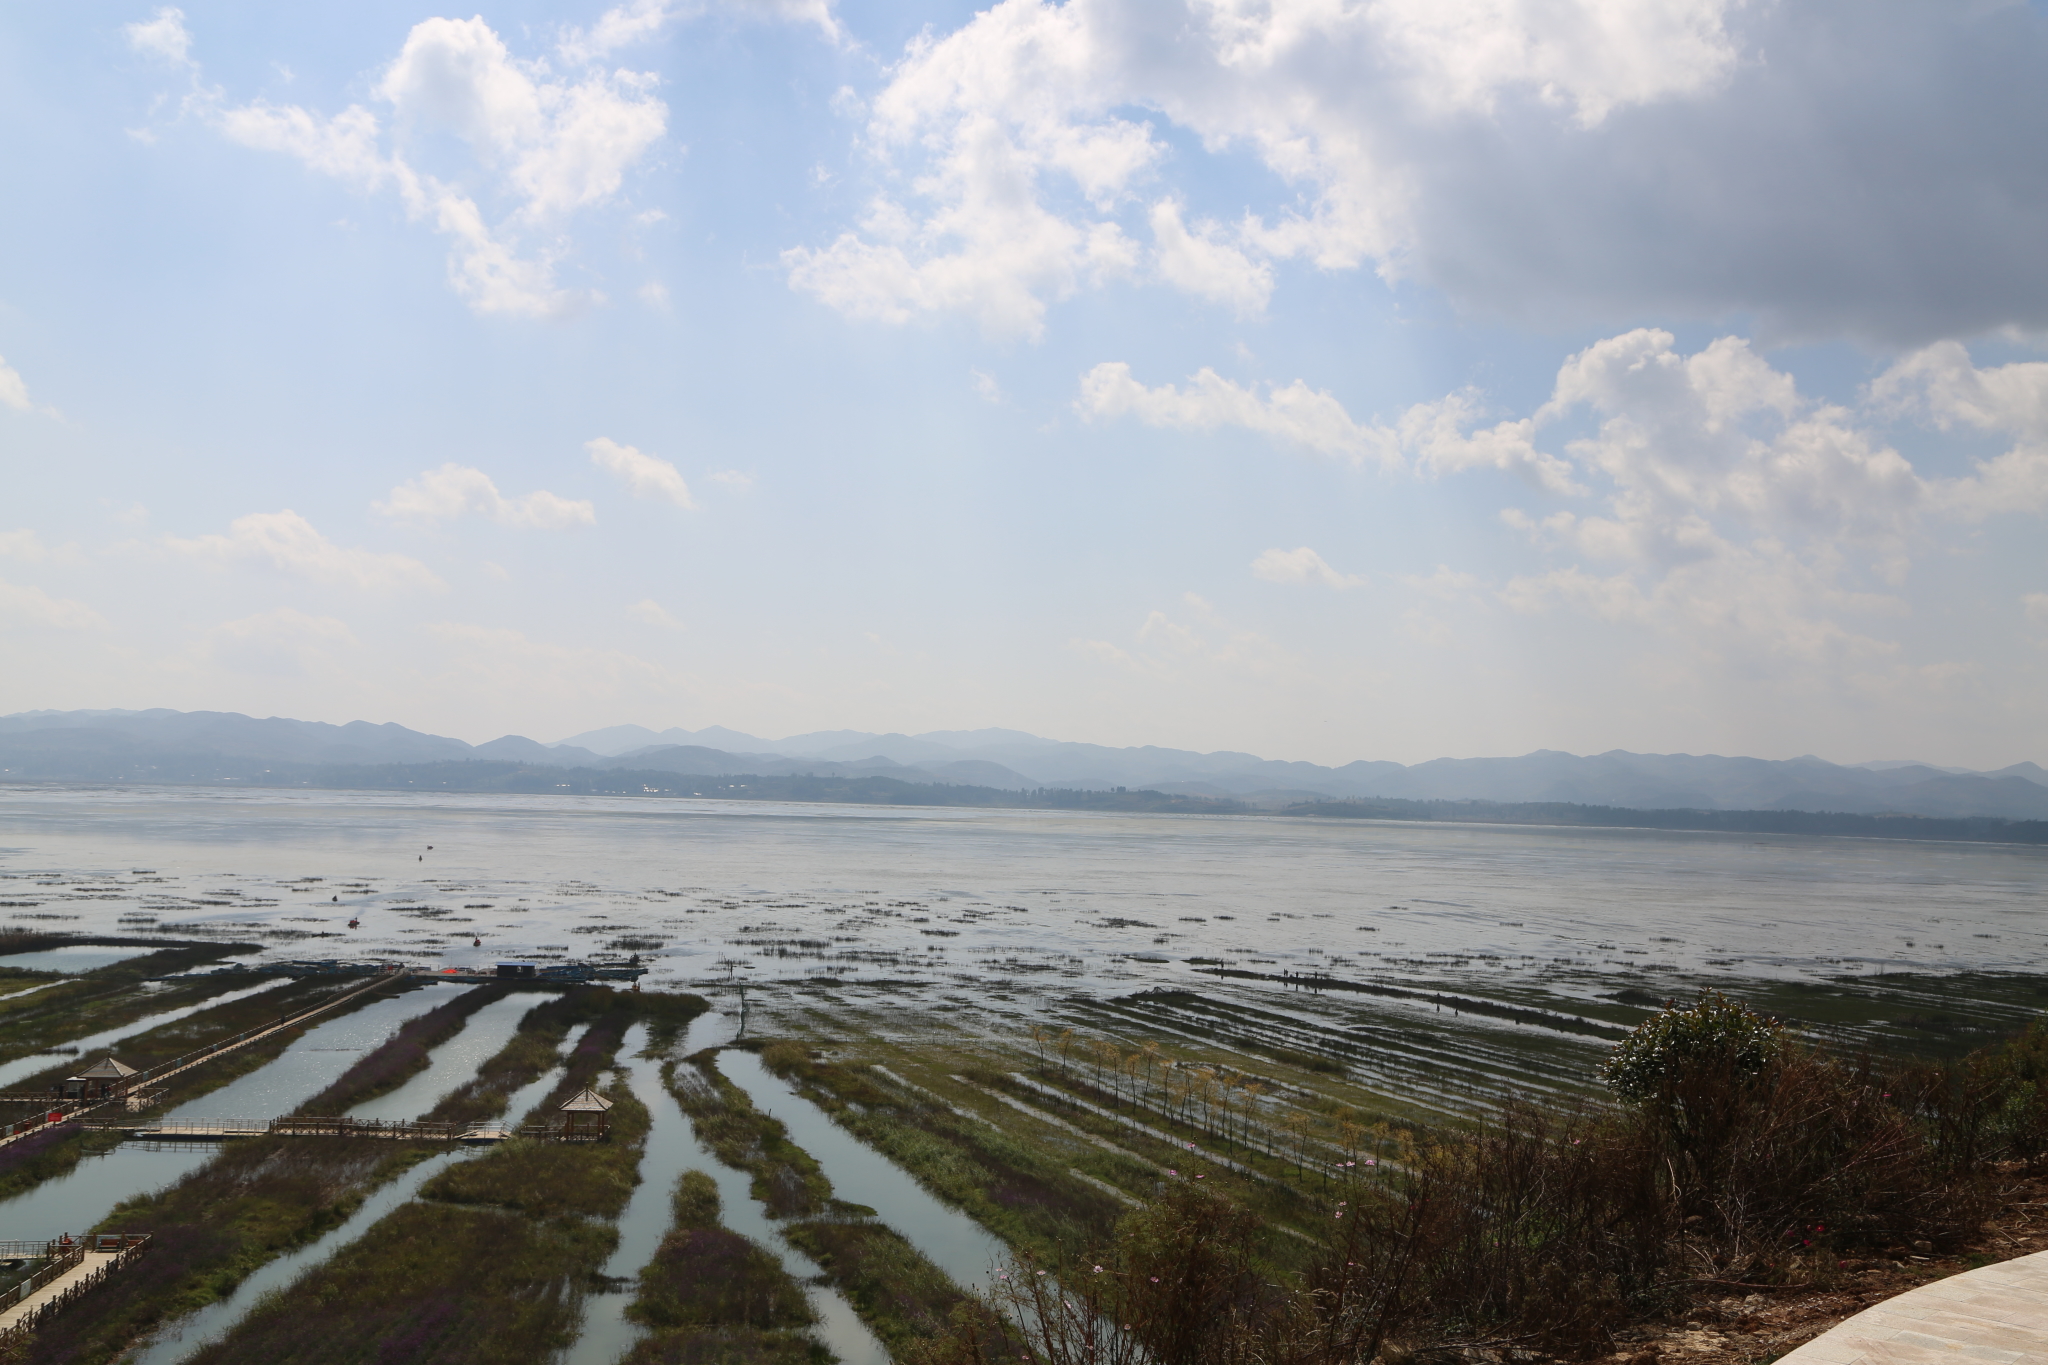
left=110, top=1115, right=598, bottom=1144
left=0, top=973, right=399, bottom=1153
left=1777, top=1248, right=2048, bottom=1365
left=0, top=1235, right=150, bottom=1342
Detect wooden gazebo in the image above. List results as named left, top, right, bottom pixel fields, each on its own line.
left=557, top=1088, right=614, bottom=1140
left=62, top=1057, right=139, bottom=1101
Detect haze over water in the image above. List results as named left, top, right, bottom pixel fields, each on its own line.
left=2, top=786, right=2043, bottom=1011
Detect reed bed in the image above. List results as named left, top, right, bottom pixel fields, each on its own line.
left=179, top=1201, right=614, bottom=1365
left=758, top=1042, right=1134, bottom=1259
left=621, top=1168, right=819, bottom=1365
left=665, top=1050, right=967, bottom=1348
left=24, top=988, right=693, bottom=1364
left=0, top=943, right=262, bottom=1068
left=292, top=983, right=513, bottom=1116
left=166, top=988, right=700, bottom=1365
left=0, top=977, right=391, bottom=1206
left=668, top=1054, right=832, bottom=1218
left=912, top=992, right=2048, bottom=1363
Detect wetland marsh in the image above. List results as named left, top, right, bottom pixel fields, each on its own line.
left=0, top=785, right=2045, bottom=1362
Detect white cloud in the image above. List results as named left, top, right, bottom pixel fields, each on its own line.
left=214, top=17, right=666, bottom=317
left=588, top=437, right=695, bottom=508
left=1251, top=546, right=1365, bottom=589
left=970, top=369, right=1004, bottom=404
left=792, top=0, right=2048, bottom=342
left=0, top=531, right=47, bottom=561
left=559, top=0, right=843, bottom=61
left=0, top=356, right=40, bottom=414
left=0, top=579, right=105, bottom=631
left=164, top=510, right=444, bottom=591
left=204, top=608, right=360, bottom=678
left=2023, top=592, right=2048, bottom=628
left=374, top=464, right=595, bottom=529
left=1399, top=391, right=1579, bottom=493
left=1149, top=200, right=1272, bottom=317
left=628, top=598, right=683, bottom=628
left=709, top=469, right=755, bottom=493
left=124, top=7, right=193, bottom=66
left=1077, top=362, right=1400, bottom=466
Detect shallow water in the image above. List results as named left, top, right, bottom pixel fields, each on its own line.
left=0, top=1142, right=210, bottom=1240
left=177, top=982, right=477, bottom=1120
left=0, top=978, right=290, bottom=1090
left=558, top=1012, right=889, bottom=1365
left=3, top=786, right=2046, bottom=1014
left=559, top=1025, right=666, bottom=1365
left=0, top=983, right=475, bottom=1241
left=345, top=990, right=534, bottom=1120
left=721, top=1049, right=1011, bottom=1290
left=0, top=944, right=151, bottom=973
left=129, top=1145, right=484, bottom=1365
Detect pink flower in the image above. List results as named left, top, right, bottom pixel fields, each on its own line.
left=1168, top=1169, right=1178, bottom=1176
left=1094, top=1265, right=1104, bottom=1273
left=1151, top=1277, right=1160, bottom=1283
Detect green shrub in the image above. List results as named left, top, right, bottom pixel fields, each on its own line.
left=1600, top=989, right=1784, bottom=1102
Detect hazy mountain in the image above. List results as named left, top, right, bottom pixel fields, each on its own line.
left=3, top=708, right=2043, bottom=819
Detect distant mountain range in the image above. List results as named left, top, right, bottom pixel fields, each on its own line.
left=2, top=708, right=2045, bottom=821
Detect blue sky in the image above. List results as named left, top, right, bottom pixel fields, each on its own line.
left=2, top=0, right=2046, bottom=766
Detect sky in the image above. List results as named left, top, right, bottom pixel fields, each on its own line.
left=1, top=0, right=2046, bottom=768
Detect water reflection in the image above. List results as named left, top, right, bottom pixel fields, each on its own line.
left=128, top=1146, right=484, bottom=1365
left=0, top=979, right=291, bottom=1090
left=720, top=1049, right=1009, bottom=1291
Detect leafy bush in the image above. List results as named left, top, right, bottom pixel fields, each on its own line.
left=1600, top=989, right=1785, bottom=1103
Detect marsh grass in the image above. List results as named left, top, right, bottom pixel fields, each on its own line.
left=783, top=1219, right=968, bottom=1349
left=423, top=1071, right=650, bottom=1220
left=0, top=943, right=265, bottom=1068
left=759, top=1042, right=1131, bottom=1259
left=179, top=1201, right=614, bottom=1365
left=0, top=977, right=396, bottom=1208
left=663, top=1049, right=971, bottom=1351
left=914, top=997, right=2048, bottom=1364
left=154, top=989, right=696, bottom=1364
left=293, top=983, right=513, bottom=1116
left=667, top=1054, right=832, bottom=1218
left=627, top=1170, right=814, bottom=1333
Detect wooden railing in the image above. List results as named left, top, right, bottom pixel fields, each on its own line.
left=0, top=973, right=398, bottom=1150
left=0, top=1233, right=150, bottom=1343
left=96, top=1115, right=605, bottom=1144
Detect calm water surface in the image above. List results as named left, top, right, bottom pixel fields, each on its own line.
left=0, top=786, right=2043, bottom=1007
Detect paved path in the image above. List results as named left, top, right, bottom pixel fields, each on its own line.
left=1778, top=1249, right=2048, bottom=1365
left=0, top=1249, right=118, bottom=1333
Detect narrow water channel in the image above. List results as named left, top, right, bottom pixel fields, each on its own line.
left=557, top=1012, right=888, bottom=1365
left=127, top=1145, right=486, bottom=1365
left=0, top=983, right=471, bottom=1240
left=77, top=1019, right=595, bottom=1358
left=345, top=990, right=533, bottom=1120
left=558, top=1024, right=665, bottom=1365
left=719, top=1049, right=1011, bottom=1291
left=0, top=978, right=291, bottom=1089
left=0, top=945, right=153, bottom=974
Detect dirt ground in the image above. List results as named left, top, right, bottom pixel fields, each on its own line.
left=1600, top=1174, right=2048, bottom=1364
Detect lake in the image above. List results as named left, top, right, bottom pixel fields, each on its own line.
left=1, top=784, right=2043, bottom=1027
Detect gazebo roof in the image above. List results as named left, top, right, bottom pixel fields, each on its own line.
left=558, top=1088, right=614, bottom=1113
left=71, top=1057, right=138, bottom=1081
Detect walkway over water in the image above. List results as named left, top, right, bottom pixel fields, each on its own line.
left=1778, top=1249, right=2048, bottom=1365
left=0, top=972, right=400, bottom=1152
left=95, top=1114, right=605, bottom=1144
left=0, top=1234, right=150, bottom=1343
